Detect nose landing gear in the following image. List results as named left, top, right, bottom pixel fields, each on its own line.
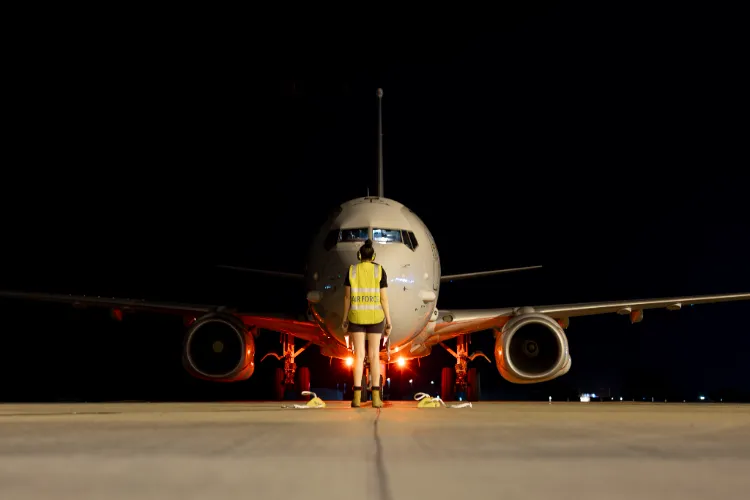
left=356, top=354, right=386, bottom=403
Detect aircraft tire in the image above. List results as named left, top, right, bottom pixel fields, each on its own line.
left=467, top=367, right=480, bottom=402
left=273, top=367, right=285, bottom=401
left=441, top=367, right=455, bottom=401
left=361, top=364, right=370, bottom=403
left=296, top=366, right=311, bottom=399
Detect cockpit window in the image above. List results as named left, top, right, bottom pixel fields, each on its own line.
left=407, top=231, right=419, bottom=249
left=340, top=228, right=369, bottom=242
left=373, top=228, right=402, bottom=243
left=404, top=231, right=417, bottom=250
left=323, top=229, right=340, bottom=250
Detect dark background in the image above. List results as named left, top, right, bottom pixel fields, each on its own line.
left=1, top=2, right=748, bottom=402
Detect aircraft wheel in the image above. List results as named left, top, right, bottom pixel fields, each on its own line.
left=441, top=366, right=455, bottom=401
left=361, top=364, right=370, bottom=402
left=296, top=366, right=311, bottom=399
left=273, top=367, right=285, bottom=401
left=467, top=367, right=480, bottom=402
left=379, top=361, right=387, bottom=398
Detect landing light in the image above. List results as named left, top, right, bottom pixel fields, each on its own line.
left=345, top=357, right=354, bottom=367
left=397, top=357, right=405, bottom=367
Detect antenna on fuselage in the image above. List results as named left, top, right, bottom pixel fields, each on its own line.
left=377, top=88, right=384, bottom=198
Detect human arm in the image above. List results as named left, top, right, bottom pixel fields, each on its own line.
left=380, top=287, right=392, bottom=336
left=342, top=285, right=351, bottom=330
left=378, top=267, right=392, bottom=335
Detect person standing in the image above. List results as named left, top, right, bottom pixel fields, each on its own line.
left=342, top=239, right=392, bottom=408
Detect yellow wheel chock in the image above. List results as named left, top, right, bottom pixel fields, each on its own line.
left=414, top=392, right=473, bottom=408
left=282, top=391, right=326, bottom=409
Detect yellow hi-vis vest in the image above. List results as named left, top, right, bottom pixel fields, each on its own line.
left=347, top=262, right=385, bottom=325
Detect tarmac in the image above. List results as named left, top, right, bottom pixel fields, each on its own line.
left=1, top=400, right=749, bottom=499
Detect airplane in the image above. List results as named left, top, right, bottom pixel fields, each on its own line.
left=2, top=89, right=749, bottom=402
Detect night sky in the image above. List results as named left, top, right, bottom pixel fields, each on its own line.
left=1, top=2, right=748, bottom=402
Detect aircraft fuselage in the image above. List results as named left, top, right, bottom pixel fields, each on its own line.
left=305, top=197, right=440, bottom=355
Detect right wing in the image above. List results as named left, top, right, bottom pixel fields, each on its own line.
left=441, top=265, right=542, bottom=282
left=216, top=265, right=304, bottom=280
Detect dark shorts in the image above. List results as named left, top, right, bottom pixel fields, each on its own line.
left=348, top=320, right=385, bottom=334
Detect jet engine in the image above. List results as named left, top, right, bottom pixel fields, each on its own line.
left=494, top=312, right=571, bottom=383
left=182, top=313, right=256, bottom=382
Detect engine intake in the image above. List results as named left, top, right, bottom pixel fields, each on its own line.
left=182, top=313, right=255, bottom=382
left=495, top=313, right=570, bottom=383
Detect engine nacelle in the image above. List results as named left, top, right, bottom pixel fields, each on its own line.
left=495, top=312, right=571, bottom=384
left=182, top=313, right=255, bottom=382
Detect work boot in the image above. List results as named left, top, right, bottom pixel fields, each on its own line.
left=351, top=386, right=362, bottom=408
left=371, top=386, right=383, bottom=408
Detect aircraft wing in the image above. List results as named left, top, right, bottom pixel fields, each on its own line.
left=441, top=265, right=541, bottom=282
left=216, top=265, right=304, bottom=279
left=430, top=292, right=750, bottom=339
left=0, top=290, right=324, bottom=344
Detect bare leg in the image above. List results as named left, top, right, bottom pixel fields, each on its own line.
left=352, top=331, right=366, bottom=387
left=367, top=333, right=382, bottom=386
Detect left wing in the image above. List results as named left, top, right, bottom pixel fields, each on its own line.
left=0, top=290, right=323, bottom=343
left=415, top=292, right=750, bottom=347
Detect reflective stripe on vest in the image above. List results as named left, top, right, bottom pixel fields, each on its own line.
left=348, top=262, right=385, bottom=325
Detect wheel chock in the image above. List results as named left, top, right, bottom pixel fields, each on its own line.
left=282, top=391, right=326, bottom=409
left=414, top=392, right=472, bottom=409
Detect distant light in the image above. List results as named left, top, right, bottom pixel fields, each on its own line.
left=397, top=358, right=406, bottom=367
left=620, top=397, right=623, bottom=401
left=386, top=378, right=390, bottom=383
left=345, top=357, right=353, bottom=367
left=430, top=380, right=434, bottom=385
left=699, top=396, right=705, bottom=401
left=591, top=393, right=597, bottom=398
left=611, top=397, right=614, bottom=400
left=409, top=379, right=413, bottom=384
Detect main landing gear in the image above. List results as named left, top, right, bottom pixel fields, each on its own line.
left=358, top=359, right=386, bottom=403
left=440, top=334, right=490, bottom=402
left=262, top=332, right=312, bottom=400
